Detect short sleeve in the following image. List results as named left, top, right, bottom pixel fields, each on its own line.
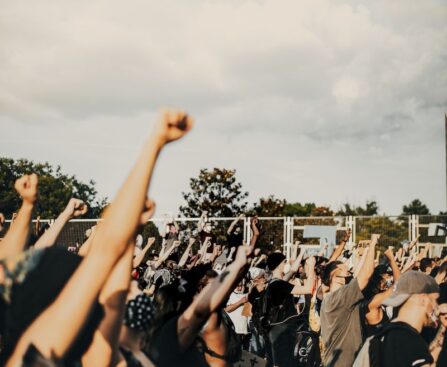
left=330, top=279, right=364, bottom=309
left=269, top=280, right=294, bottom=305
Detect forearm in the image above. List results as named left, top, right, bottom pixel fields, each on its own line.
left=178, top=245, right=193, bottom=268
left=357, top=244, right=376, bottom=289
left=329, top=239, right=347, bottom=262
left=284, top=252, right=304, bottom=282
left=0, top=202, right=34, bottom=259
left=387, top=255, right=401, bottom=281
left=224, top=298, right=245, bottom=313
left=34, top=211, right=71, bottom=249
left=133, top=241, right=154, bottom=268
left=93, top=133, right=163, bottom=256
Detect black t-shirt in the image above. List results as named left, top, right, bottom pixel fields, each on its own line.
left=381, top=322, right=433, bottom=367
left=267, top=279, right=297, bottom=325
left=148, top=316, right=208, bottom=367
left=226, top=233, right=243, bottom=248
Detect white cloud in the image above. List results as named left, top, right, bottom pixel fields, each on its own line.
left=0, top=0, right=446, bottom=216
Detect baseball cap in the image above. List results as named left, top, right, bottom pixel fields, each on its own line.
left=383, top=271, right=440, bottom=307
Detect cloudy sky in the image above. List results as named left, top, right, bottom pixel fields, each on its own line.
left=1, top=0, right=446, bottom=216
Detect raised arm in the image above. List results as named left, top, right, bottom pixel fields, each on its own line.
left=356, top=234, right=379, bottom=290
left=249, top=217, right=260, bottom=250
left=178, top=237, right=196, bottom=268
left=198, top=211, right=208, bottom=232
left=34, top=199, right=88, bottom=249
left=227, top=214, right=244, bottom=235
left=154, top=241, right=180, bottom=269
left=0, top=174, right=38, bottom=260
left=133, top=237, right=156, bottom=268
left=284, top=248, right=306, bottom=282
left=384, top=247, right=401, bottom=281
left=328, top=228, right=351, bottom=263
left=8, top=110, right=193, bottom=365
left=177, top=246, right=251, bottom=351
left=291, top=256, right=316, bottom=295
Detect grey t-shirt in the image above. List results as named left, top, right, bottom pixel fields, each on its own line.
left=320, top=279, right=364, bottom=367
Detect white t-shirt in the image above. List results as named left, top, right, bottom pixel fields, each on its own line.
left=226, top=292, right=249, bottom=335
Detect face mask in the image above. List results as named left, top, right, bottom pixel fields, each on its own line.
left=385, top=279, right=393, bottom=289
left=344, top=275, right=354, bottom=285
left=335, top=274, right=353, bottom=285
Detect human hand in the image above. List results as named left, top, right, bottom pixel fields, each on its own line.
left=371, top=234, right=381, bottom=245
left=384, top=247, right=394, bottom=259
left=154, top=109, right=194, bottom=145
left=15, top=174, right=38, bottom=204
left=139, top=199, right=156, bottom=225
left=146, top=237, right=156, bottom=248
left=234, top=245, right=251, bottom=268
left=188, top=237, right=196, bottom=246
left=64, top=198, right=88, bottom=219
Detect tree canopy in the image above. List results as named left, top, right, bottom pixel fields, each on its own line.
left=0, top=158, right=107, bottom=218
left=401, top=199, right=431, bottom=216
left=179, top=168, right=249, bottom=217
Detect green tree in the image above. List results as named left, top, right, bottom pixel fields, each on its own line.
left=284, top=202, right=316, bottom=217
left=355, top=216, right=408, bottom=253
left=250, top=196, right=286, bottom=252
left=0, top=157, right=107, bottom=218
left=402, top=199, right=430, bottom=216
left=337, top=200, right=379, bottom=216
left=179, top=168, right=249, bottom=217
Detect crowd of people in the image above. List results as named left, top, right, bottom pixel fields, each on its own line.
left=0, top=110, right=446, bottom=367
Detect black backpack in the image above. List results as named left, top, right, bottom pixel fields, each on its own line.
left=294, top=326, right=322, bottom=367
left=254, top=279, right=280, bottom=335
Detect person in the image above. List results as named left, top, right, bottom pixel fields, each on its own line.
left=421, top=257, right=436, bottom=276
left=3, top=109, right=194, bottom=366
left=375, top=271, right=442, bottom=366
left=118, top=282, right=155, bottom=367
left=320, top=234, right=379, bottom=367
left=225, top=280, right=249, bottom=346
left=359, top=247, right=401, bottom=339
left=262, top=252, right=316, bottom=367
left=147, top=245, right=255, bottom=367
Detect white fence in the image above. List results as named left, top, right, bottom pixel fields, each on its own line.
left=1, top=215, right=447, bottom=257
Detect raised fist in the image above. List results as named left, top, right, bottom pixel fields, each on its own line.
left=15, top=174, right=38, bottom=204
left=234, top=245, right=251, bottom=267
left=64, top=198, right=88, bottom=218
left=139, top=199, right=156, bottom=225
left=384, top=247, right=394, bottom=259
left=371, top=234, right=381, bottom=244
left=155, top=110, right=194, bottom=145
